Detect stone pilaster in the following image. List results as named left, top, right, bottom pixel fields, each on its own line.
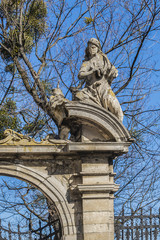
left=68, top=141, right=130, bottom=240
left=79, top=155, right=117, bottom=240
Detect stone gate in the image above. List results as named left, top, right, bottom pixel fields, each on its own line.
left=0, top=102, right=132, bottom=240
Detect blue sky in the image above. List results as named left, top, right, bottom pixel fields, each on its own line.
left=0, top=0, right=160, bottom=224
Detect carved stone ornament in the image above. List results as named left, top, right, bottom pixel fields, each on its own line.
left=0, top=129, right=69, bottom=146
left=49, top=86, right=69, bottom=127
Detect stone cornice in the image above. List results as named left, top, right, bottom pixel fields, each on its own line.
left=79, top=172, right=116, bottom=176
left=77, top=183, right=119, bottom=193
left=0, top=142, right=131, bottom=157
left=70, top=183, right=119, bottom=195
left=67, top=142, right=131, bottom=153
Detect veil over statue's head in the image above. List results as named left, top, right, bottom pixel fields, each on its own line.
left=88, top=38, right=101, bottom=49
left=85, top=38, right=102, bottom=59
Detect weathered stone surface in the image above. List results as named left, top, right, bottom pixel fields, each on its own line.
left=68, top=141, right=131, bottom=152
left=83, top=198, right=113, bottom=212
left=72, top=38, right=123, bottom=122
left=0, top=146, right=122, bottom=239
left=0, top=99, right=132, bottom=239
left=0, top=129, right=68, bottom=146
left=65, top=101, right=132, bottom=142
left=49, top=85, right=69, bottom=127
left=83, top=232, right=114, bottom=240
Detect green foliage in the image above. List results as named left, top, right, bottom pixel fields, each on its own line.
left=0, top=99, right=21, bottom=139
left=0, top=0, right=47, bottom=63
left=23, top=118, right=45, bottom=137
left=41, top=80, right=52, bottom=95
left=0, top=98, right=46, bottom=140
left=5, top=63, right=15, bottom=74
left=84, top=17, right=94, bottom=25
left=25, top=0, right=47, bottom=40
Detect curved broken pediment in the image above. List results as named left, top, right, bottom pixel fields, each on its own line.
left=65, top=101, right=132, bottom=142
left=0, top=102, right=132, bottom=146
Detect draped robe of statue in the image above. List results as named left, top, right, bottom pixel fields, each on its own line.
left=74, top=47, right=124, bottom=122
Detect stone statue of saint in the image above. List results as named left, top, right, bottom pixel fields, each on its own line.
left=72, top=38, right=123, bottom=122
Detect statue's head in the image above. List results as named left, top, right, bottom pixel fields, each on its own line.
left=88, top=38, right=101, bottom=49
left=52, top=87, right=64, bottom=97
left=85, top=38, right=102, bottom=58
left=51, top=80, right=64, bottom=97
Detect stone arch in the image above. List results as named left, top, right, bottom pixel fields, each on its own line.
left=0, top=163, right=75, bottom=237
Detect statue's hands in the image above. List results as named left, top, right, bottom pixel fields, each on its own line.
left=93, top=65, right=104, bottom=77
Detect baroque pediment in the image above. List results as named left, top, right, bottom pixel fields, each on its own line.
left=65, top=101, right=132, bottom=142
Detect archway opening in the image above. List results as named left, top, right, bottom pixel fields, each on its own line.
left=0, top=175, right=62, bottom=240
